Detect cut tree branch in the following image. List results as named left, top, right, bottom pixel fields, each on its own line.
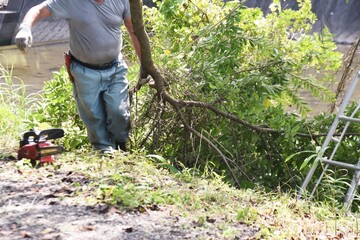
left=129, top=0, right=357, bottom=185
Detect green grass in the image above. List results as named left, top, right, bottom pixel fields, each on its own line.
left=0, top=63, right=36, bottom=154
left=1, top=63, right=359, bottom=239
left=27, top=150, right=360, bottom=239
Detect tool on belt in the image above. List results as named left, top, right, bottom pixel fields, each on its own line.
left=64, top=51, right=74, bottom=82
left=17, top=129, right=65, bottom=164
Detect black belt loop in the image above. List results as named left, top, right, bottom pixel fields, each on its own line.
left=69, top=51, right=117, bottom=70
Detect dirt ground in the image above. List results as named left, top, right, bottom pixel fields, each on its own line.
left=0, top=159, right=259, bottom=240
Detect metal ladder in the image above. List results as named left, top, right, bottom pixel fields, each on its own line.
left=297, top=70, right=360, bottom=212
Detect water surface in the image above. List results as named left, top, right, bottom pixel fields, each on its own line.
left=0, top=40, right=68, bottom=93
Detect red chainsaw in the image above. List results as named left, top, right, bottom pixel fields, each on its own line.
left=17, top=128, right=65, bottom=164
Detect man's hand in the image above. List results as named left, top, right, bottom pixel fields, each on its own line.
left=136, top=66, right=152, bottom=88
left=15, top=23, right=33, bottom=52
left=140, top=66, right=149, bottom=80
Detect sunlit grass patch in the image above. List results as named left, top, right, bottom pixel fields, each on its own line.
left=0, top=63, right=36, bottom=152
left=53, top=150, right=359, bottom=239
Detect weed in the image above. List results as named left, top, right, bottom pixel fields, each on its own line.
left=0, top=63, right=35, bottom=149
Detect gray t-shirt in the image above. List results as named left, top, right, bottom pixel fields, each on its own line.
left=46, top=0, right=131, bottom=65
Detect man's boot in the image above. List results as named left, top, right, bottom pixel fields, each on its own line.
left=116, top=141, right=127, bottom=152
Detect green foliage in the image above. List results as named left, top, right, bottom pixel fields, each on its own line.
left=284, top=102, right=360, bottom=207
left=236, top=206, right=254, bottom=222
left=28, top=67, right=89, bottom=151
left=128, top=0, right=343, bottom=190
left=0, top=64, right=34, bottom=150
left=147, top=154, right=180, bottom=173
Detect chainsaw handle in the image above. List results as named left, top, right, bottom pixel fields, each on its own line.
left=21, top=128, right=65, bottom=144
left=39, top=128, right=64, bottom=140
left=22, top=130, right=38, bottom=141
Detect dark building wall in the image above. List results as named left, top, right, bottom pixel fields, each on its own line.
left=312, top=0, right=360, bottom=44
left=245, top=0, right=360, bottom=44
left=244, top=0, right=299, bottom=12
left=0, top=0, right=22, bottom=45
left=143, top=0, right=156, bottom=8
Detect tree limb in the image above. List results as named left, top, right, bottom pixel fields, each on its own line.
left=129, top=0, right=358, bottom=186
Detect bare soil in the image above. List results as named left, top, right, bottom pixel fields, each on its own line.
left=0, top=159, right=259, bottom=240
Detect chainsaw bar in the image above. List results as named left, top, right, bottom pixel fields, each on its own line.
left=38, top=128, right=65, bottom=141
left=38, top=145, right=64, bottom=157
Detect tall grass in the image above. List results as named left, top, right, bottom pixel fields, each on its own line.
left=0, top=63, right=36, bottom=153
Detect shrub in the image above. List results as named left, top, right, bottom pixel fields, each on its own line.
left=28, top=66, right=89, bottom=151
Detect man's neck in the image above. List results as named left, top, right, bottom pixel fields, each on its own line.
left=95, top=0, right=105, bottom=4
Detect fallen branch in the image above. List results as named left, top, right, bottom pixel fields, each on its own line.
left=129, top=0, right=245, bottom=185
left=129, top=0, right=359, bottom=186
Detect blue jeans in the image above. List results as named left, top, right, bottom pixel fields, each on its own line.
left=70, top=60, right=130, bottom=150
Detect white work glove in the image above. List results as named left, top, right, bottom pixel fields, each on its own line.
left=15, top=23, right=33, bottom=52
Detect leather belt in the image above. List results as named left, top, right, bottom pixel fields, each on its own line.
left=69, top=52, right=117, bottom=70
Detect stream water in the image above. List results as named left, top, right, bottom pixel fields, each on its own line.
left=0, top=41, right=359, bottom=115
left=0, top=41, right=68, bottom=93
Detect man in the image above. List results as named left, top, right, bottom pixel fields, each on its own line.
left=15, top=0, right=142, bottom=154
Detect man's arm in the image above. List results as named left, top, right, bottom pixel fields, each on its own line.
left=22, top=2, right=52, bottom=27
left=124, top=16, right=150, bottom=79
left=123, top=16, right=141, bottom=60
left=16, top=2, right=52, bottom=52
